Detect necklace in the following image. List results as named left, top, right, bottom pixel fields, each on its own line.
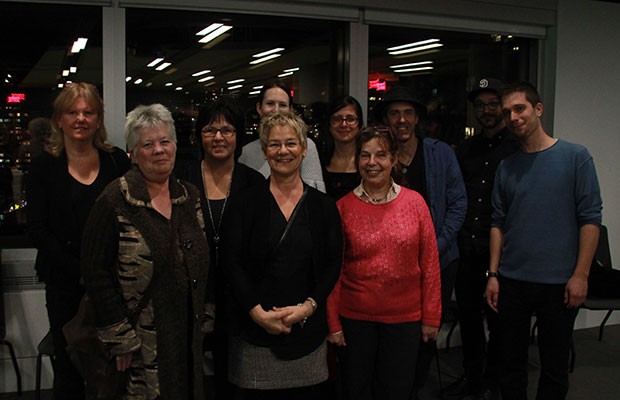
left=201, top=160, right=233, bottom=248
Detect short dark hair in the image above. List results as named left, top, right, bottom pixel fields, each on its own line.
left=328, top=95, right=364, bottom=125
left=501, top=81, right=542, bottom=107
left=194, top=97, right=245, bottom=159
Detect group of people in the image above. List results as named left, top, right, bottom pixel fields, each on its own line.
left=24, top=76, right=602, bottom=400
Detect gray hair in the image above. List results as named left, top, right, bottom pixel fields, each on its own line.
left=258, top=110, right=307, bottom=151
left=125, top=104, right=177, bottom=154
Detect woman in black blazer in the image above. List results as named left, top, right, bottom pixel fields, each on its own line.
left=26, top=83, right=130, bottom=399
left=222, top=110, right=342, bottom=400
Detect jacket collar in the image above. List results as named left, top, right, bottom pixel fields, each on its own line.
left=119, top=165, right=188, bottom=208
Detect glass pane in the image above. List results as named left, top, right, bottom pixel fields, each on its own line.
left=368, top=25, right=535, bottom=147
left=125, top=8, right=345, bottom=146
left=0, top=3, right=102, bottom=236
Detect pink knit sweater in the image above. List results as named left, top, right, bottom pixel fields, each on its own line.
left=327, top=188, right=442, bottom=333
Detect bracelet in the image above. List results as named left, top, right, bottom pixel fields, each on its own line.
left=306, top=297, right=317, bottom=311
left=297, top=302, right=308, bottom=328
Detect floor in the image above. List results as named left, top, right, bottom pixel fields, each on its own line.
left=2, top=324, right=619, bottom=400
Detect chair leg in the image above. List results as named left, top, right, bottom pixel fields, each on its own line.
left=569, top=334, right=576, bottom=373
left=598, top=310, right=614, bottom=341
left=36, top=353, right=43, bottom=400
left=1, top=340, right=22, bottom=395
left=531, top=320, right=538, bottom=344
left=445, top=320, right=458, bottom=353
left=434, top=341, right=443, bottom=394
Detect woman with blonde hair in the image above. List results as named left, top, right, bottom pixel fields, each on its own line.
left=26, top=82, right=130, bottom=399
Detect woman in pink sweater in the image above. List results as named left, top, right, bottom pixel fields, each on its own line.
left=327, top=125, right=442, bottom=400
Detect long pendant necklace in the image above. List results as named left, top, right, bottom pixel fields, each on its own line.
left=201, top=160, right=233, bottom=249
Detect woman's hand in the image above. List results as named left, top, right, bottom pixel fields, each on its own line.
left=249, top=305, right=294, bottom=335
left=116, top=352, right=133, bottom=371
left=421, top=325, right=439, bottom=343
left=273, top=301, right=314, bottom=327
left=327, top=331, right=346, bottom=346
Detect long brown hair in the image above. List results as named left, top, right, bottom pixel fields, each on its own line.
left=47, top=82, right=112, bottom=156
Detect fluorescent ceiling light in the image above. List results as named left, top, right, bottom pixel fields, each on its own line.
left=283, top=67, right=300, bottom=72
left=156, top=62, right=172, bottom=71
left=134, top=79, right=143, bottom=84
left=175, top=87, right=183, bottom=91
left=70, top=38, right=88, bottom=53
left=62, top=70, right=70, bottom=77
left=390, top=61, right=433, bottom=69
left=126, top=76, right=132, bottom=82
left=198, top=76, right=214, bottom=83
left=147, top=58, right=164, bottom=67
left=57, top=83, right=64, bottom=88
left=249, top=90, right=261, bottom=95
left=253, top=85, right=264, bottom=90
left=250, top=54, right=281, bottom=65
left=69, top=66, right=77, bottom=73
left=165, top=82, right=173, bottom=87
left=196, top=23, right=223, bottom=36
left=198, top=25, right=232, bottom=44
left=228, top=84, right=243, bottom=90
left=393, top=66, right=434, bottom=73
left=192, top=70, right=211, bottom=77
left=227, top=79, right=245, bottom=84
left=387, top=39, right=439, bottom=51
left=204, top=82, right=216, bottom=87
left=253, top=48, right=285, bottom=58
left=278, top=72, right=294, bottom=77
left=389, top=43, right=443, bottom=55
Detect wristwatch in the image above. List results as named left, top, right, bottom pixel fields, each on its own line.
left=486, top=270, right=499, bottom=279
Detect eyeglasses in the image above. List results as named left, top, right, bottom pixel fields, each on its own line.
left=330, top=115, right=359, bottom=125
left=473, top=100, right=501, bottom=111
left=201, top=126, right=236, bottom=138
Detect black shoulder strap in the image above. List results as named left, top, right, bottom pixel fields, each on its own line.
left=272, top=186, right=308, bottom=254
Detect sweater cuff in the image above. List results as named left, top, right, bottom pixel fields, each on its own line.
left=97, top=318, right=141, bottom=356
left=422, top=317, right=441, bottom=329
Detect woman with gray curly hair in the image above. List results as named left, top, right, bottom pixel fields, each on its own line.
left=81, top=103, right=211, bottom=399
left=222, top=110, right=342, bottom=399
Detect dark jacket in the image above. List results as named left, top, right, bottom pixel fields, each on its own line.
left=26, top=147, right=130, bottom=285
left=222, top=181, right=342, bottom=360
left=81, top=167, right=210, bottom=400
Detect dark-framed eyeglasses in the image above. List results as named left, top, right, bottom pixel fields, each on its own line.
left=330, top=115, right=359, bottom=125
left=201, top=126, right=236, bottom=138
left=473, top=100, right=501, bottom=111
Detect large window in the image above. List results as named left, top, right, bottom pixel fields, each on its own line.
left=368, top=25, right=535, bottom=147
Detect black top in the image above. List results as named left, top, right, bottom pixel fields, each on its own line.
left=402, top=137, right=429, bottom=206
left=322, top=169, right=361, bottom=200
left=455, top=128, right=520, bottom=252
left=26, top=147, right=130, bottom=285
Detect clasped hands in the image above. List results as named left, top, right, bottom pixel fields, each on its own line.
left=250, top=302, right=313, bottom=335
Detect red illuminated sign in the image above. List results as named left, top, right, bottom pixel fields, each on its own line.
left=7, top=93, right=26, bottom=103
left=368, top=79, right=386, bottom=91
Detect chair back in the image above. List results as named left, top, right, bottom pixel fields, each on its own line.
left=594, top=225, right=612, bottom=269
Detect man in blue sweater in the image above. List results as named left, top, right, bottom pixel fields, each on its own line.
left=485, top=82, right=602, bottom=400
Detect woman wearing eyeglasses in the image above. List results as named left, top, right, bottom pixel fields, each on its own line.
left=321, top=96, right=363, bottom=200
left=326, top=126, right=441, bottom=400
left=175, top=97, right=264, bottom=398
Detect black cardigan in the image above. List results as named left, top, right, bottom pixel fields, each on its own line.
left=222, top=181, right=343, bottom=360
left=26, top=147, right=130, bottom=285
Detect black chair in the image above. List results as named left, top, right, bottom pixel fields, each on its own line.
left=581, top=224, right=620, bottom=341
left=1, top=255, right=23, bottom=396
left=35, top=330, right=55, bottom=400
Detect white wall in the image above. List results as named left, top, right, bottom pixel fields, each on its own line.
left=554, top=0, right=620, bottom=265
left=554, top=0, right=620, bottom=329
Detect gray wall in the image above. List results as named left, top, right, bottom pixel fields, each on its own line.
left=554, top=0, right=620, bottom=266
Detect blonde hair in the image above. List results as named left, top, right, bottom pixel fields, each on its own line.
left=47, top=82, right=112, bottom=156
left=258, top=110, right=307, bottom=151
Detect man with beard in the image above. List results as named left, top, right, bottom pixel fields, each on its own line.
left=444, top=78, right=519, bottom=400
left=486, top=82, right=601, bottom=400
left=376, top=86, right=467, bottom=399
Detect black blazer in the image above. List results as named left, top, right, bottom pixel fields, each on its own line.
left=222, top=181, right=343, bottom=360
left=26, top=147, right=130, bottom=285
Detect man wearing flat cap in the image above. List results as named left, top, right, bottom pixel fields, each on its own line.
left=376, top=85, right=467, bottom=397
left=443, top=78, right=519, bottom=400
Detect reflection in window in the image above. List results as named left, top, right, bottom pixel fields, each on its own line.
left=124, top=8, right=345, bottom=148
left=368, top=25, right=534, bottom=147
left=0, top=3, right=102, bottom=236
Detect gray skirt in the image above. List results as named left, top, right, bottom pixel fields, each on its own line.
left=228, top=336, right=328, bottom=390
